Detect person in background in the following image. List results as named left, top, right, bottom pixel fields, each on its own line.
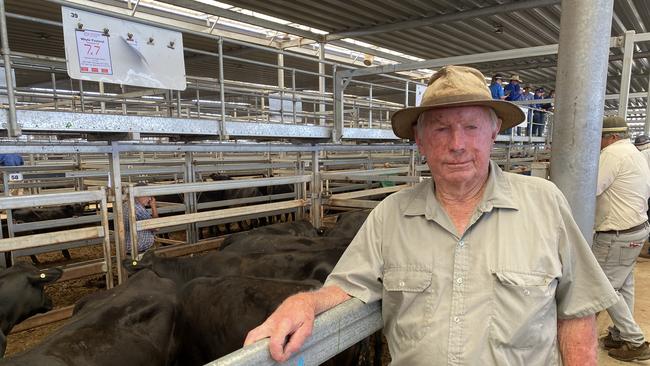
left=634, top=135, right=650, bottom=258
left=504, top=74, right=523, bottom=102
left=245, top=65, right=617, bottom=366
left=521, top=86, right=535, bottom=136
left=595, top=117, right=650, bottom=361
left=123, top=183, right=159, bottom=259
left=489, top=74, right=505, bottom=100
left=0, top=154, right=24, bottom=196
left=532, top=88, right=546, bottom=137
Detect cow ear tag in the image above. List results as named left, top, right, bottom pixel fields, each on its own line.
left=40, top=273, right=46, bottom=279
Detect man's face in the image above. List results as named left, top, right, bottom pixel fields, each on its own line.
left=600, top=135, right=616, bottom=150
left=414, top=106, right=500, bottom=188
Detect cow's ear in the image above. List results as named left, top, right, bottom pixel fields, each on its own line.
left=27, top=268, right=62, bottom=285
left=122, top=258, right=143, bottom=274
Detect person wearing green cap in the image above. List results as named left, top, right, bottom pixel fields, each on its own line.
left=595, top=116, right=650, bottom=362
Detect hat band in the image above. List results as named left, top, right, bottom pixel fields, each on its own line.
left=602, top=127, right=628, bottom=133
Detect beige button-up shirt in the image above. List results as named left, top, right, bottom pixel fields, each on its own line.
left=325, top=161, right=617, bottom=366
left=596, top=139, right=650, bottom=231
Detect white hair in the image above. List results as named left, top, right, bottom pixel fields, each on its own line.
left=415, top=106, right=499, bottom=136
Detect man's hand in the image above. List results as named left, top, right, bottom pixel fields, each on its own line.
left=244, top=292, right=316, bottom=362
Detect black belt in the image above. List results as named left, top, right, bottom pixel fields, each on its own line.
left=597, top=222, right=649, bottom=235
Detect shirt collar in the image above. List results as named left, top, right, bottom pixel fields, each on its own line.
left=404, top=160, right=518, bottom=219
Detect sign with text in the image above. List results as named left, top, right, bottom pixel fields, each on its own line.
left=75, top=30, right=113, bottom=75
left=62, top=7, right=186, bottom=90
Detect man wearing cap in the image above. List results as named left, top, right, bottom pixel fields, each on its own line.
left=245, top=66, right=617, bottom=365
left=489, top=74, right=505, bottom=100
left=595, top=118, right=650, bottom=362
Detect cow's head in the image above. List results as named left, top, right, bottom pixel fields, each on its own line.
left=0, top=263, right=62, bottom=338
left=122, top=250, right=157, bottom=275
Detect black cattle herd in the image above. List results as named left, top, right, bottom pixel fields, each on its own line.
left=0, top=208, right=376, bottom=366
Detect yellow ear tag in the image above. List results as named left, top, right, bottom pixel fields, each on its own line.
left=132, top=261, right=138, bottom=266
left=40, top=273, right=46, bottom=279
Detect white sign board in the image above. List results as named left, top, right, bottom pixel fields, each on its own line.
left=415, top=84, right=427, bottom=106
left=62, top=7, right=186, bottom=90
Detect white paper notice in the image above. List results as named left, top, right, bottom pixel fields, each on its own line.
left=75, top=30, right=113, bottom=75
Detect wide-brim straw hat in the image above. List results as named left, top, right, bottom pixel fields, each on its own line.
left=510, top=74, right=523, bottom=82
left=391, top=65, right=525, bottom=139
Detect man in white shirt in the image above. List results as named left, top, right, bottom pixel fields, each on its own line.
left=595, top=116, right=650, bottom=361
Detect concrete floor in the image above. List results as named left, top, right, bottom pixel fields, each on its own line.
left=598, top=256, right=650, bottom=365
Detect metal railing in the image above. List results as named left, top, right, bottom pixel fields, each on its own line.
left=211, top=299, right=382, bottom=366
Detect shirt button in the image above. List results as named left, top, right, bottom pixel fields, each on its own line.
left=399, top=281, right=405, bottom=287
left=454, top=316, right=461, bottom=323
left=458, top=240, right=465, bottom=247
left=456, top=277, right=463, bottom=284
left=523, top=289, right=530, bottom=296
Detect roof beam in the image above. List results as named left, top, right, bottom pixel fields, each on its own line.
left=325, top=0, right=561, bottom=41
left=156, top=0, right=322, bottom=42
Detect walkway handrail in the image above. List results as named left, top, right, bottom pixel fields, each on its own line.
left=209, top=298, right=382, bottom=366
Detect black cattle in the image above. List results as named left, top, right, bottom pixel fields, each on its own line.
left=259, top=180, right=296, bottom=223
left=124, top=246, right=345, bottom=287
left=220, top=234, right=348, bottom=254
left=12, top=204, right=87, bottom=264
left=12, top=204, right=85, bottom=223
left=0, top=269, right=178, bottom=366
left=173, top=276, right=366, bottom=366
left=0, top=263, right=62, bottom=357
left=324, top=210, right=371, bottom=239
left=218, top=220, right=322, bottom=251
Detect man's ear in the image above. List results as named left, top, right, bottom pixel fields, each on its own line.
left=492, top=118, right=502, bottom=140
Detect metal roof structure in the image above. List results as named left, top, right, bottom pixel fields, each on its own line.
left=3, top=0, right=650, bottom=116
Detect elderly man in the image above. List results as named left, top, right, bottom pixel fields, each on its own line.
left=595, top=118, right=650, bottom=362
left=244, top=66, right=617, bottom=365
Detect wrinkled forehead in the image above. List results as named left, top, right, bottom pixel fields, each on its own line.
left=418, top=106, right=495, bottom=125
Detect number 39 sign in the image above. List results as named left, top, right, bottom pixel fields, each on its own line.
left=75, top=30, right=113, bottom=75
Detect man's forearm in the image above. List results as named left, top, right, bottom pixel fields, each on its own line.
left=307, top=285, right=351, bottom=315
left=557, top=315, right=597, bottom=366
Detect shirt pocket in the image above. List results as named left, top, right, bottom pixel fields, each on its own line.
left=382, top=268, right=434, bottom=343
left=489, top=270, right=556, bottom=349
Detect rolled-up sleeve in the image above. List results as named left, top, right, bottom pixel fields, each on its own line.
left=324, top=208, right=384, bottom=304
left=554, top=190, right=618, bottom=318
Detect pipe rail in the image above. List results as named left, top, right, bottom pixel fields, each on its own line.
left=210, top=299, right=382, bottom=366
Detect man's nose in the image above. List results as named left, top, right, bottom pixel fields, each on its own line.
left=449, top=128, right=466, bottom=151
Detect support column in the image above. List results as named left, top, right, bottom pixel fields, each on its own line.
left=645, top=73, right=650, bottom=135
left=184, top=152, right=198, bottom=244
left=333, top=67, right=344, bottom=142
left=278, top=52, right=285, bottom=123
left=550, top=0, right=614, bottom=244
left=311, top=149, right=322, bottom=229
left=318, top=43, right=326, bottom=126
left=618, top=30, right=635, bottom=119
left=108, top=142, right=126, bottom=283
left=218, top=37, right=227, bottom=140
left=0, top=0, right=19, bottom=136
